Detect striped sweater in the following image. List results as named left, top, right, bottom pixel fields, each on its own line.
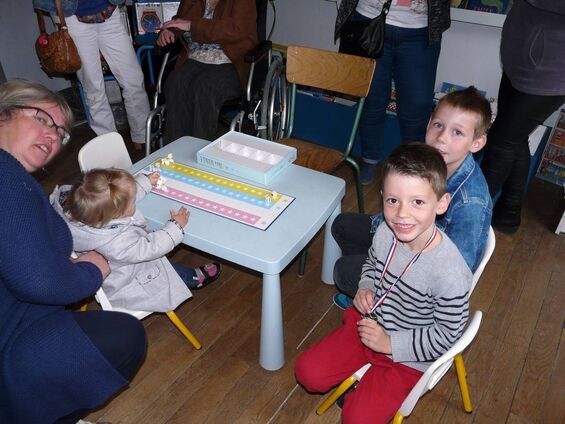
left=359, top=223, right=472, bottom=371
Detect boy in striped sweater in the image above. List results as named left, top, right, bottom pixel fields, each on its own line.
left=295, top=143, right=473, bottom=424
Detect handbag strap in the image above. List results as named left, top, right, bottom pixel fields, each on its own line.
left=35, top=0, right=68, bottom=34
left=381, top=0, right=393, bottom=17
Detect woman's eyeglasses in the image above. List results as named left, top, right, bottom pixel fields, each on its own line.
left=13, top=105, right=71, bottom=146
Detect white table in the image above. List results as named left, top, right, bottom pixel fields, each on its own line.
left=131, top=137, right=345, bottom=370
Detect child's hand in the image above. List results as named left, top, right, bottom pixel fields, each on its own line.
left=170, top=206, right=189, bottom=228
left=148, top=172, right=161, bottom=186
left=357, top=318, right=392, bottom=354
left=353, top=288, right=375, bottom=315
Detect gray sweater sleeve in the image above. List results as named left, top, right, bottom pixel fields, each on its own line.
left=359, top=223, right=472, bottom=371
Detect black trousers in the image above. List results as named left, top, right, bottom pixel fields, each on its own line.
left=331, top=213, right=374, bottom=298
left=481, top=73, right=565, bottom=223
left=163, top=59, right=242, bottom=143
left=55, top=311, right=147, bottom=424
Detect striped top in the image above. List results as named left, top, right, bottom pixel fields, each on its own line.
left=359, top=222, right=472, bottom=371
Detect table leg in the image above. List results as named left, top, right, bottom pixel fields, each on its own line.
left=260, top=273, right=285, bottom=371
left=321, top=203, right=342, bottom=285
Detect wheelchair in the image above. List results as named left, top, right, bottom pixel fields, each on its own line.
left=143, top=0, right=290, bottom=157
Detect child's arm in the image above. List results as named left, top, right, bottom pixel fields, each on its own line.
left=134, top=172, right=159, bottom=203
left=390, top=268, right=471, bottom=364
left=96, top=207, right=189, bottom=265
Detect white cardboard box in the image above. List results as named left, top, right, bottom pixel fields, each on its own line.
left=197, top=131, right=297, bottom=185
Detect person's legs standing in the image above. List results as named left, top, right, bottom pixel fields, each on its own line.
left=358, top=27, right=394, bottom=183
left=481, top=73, right=565, bottom=231
left=66, top=15, right=117, bottom=136
left=98, top=10, right=151, bottom=145
left=393, top=26, right=440, bottom=144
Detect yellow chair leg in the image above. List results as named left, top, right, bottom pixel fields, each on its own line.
left=454, top=353, right=472, bottom=412
left=316, top=376, right=358, bottom=415
left=79, top=303, right=88, bottom=312
left=166, top=311, right=202, bottom=350
left=392, top=412, right=404, bottom=424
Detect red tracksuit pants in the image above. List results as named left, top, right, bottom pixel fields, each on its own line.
left=295, top=307, right=422, bottom=424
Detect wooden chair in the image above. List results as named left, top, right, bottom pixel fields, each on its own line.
left=77, top=135, right=201, bottom=349
left=279, top=45, right=376, bottom=214
left=316, top=227, right=496, bottom=419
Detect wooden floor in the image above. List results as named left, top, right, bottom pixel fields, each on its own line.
left=37, top=125, right=565, bottom=424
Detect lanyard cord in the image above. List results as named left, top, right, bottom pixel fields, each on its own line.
left=367, top=226, right=438, bottom=316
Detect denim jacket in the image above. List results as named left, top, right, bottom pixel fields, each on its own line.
left=371, top=154, right=492, bottom=272
left=33, top=0, right=124, bottom=16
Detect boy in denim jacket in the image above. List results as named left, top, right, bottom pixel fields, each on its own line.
left=333, top=87, right=492, bottom=303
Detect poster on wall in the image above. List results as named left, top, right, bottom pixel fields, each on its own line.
left=450, top=0, right=513, bottom=14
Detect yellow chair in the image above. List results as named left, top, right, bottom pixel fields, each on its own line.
left=316, top=227, right=496, bottom=419
left=279, top=45, right=376, bottom=214
left=76, top=135, right=202, bottom=349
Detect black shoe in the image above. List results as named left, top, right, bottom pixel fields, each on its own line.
left=492, top=200, right=521, bottom=234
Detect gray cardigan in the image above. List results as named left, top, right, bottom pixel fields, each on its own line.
left=50, top=174, right=192, bottom=313
left=501, top=0, right=565, bottom=96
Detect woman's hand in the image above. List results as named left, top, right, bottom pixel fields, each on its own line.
left=357, top=318, right=392, bottom=354
left=353, top=288, right=375, bottom=315
left=156, top=27, right=176, bottom=47
left=162, top=18, right=191, bottom=32
left=156, top=19, right=191, bottom=47
left=73, top=251, right=110, bottom=279
left=170, top=206, right=190, bottom=228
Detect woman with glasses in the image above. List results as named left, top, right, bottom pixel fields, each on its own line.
left=0, top=79, right=147, bottom=424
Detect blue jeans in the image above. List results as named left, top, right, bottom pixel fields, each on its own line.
left=172, top=262, right=199, bottom=289
left=350, top=11, right=440, bottom=162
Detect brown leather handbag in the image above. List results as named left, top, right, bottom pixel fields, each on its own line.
left=34, top=0, right=81, bottom=75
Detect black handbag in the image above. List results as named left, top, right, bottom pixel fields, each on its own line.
left=338, top=0, right=393, bottom=59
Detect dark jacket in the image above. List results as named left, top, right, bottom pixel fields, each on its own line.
left=0, top=150, right=126, bottom=423
left=500, top=0, right=565, bottom=96
left=335, top=0, right=450, bottom=44
left=173, top=0, right=258, bottom=88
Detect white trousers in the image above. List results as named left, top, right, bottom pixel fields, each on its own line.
left=66, top=10, right=150, bottom=144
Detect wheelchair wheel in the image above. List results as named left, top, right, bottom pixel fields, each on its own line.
left=260, top=58, right=289, bottom=141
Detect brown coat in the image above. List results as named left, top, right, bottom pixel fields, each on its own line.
left=173, top=0, right=258, bottom=87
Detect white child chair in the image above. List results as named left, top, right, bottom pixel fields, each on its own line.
left=77, top=133, right=202, bottom=349
left=77, top=131, right=133, bottom=171
left=316, top=226, right=496, bottom=420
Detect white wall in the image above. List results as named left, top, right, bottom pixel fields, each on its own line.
left=0, top=1, right=70, bottom=92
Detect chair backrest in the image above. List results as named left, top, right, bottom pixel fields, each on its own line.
left=284, top=45, right=375, bottom=158
left=398, top=310, right=483, bottom=417
left=470, top=226, right=496, bottom=295
left=78, top=132, right=132, bottom=172
left=286, top=45, right=375, bottom=98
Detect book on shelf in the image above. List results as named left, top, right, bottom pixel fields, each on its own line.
left=537, top=109, right=565, bottom=186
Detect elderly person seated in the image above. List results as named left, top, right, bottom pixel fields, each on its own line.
left=157, top=0, right=258, bottom=143
left=0, top=79, right=146, bottom=424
